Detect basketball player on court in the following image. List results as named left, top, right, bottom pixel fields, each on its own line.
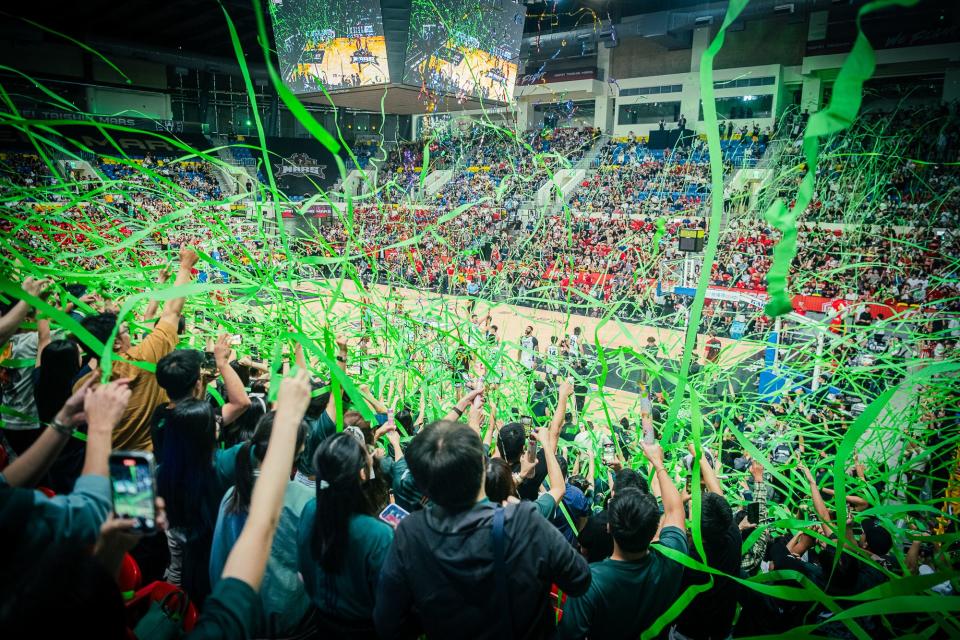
left=518, top=325, right=539, bottom=373
left=545, top=335, right=561, bottom=380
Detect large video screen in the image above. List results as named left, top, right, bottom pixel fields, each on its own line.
left=268, top=0, right=390, bottom=93
left=404, top=0, right=525, bottom=103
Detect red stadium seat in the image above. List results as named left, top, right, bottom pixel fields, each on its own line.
left=118, top=553, right=142, bottom=600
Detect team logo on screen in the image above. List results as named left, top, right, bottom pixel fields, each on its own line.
left=351, top=48, right=378, bottom=65
left=278, top=153, right=327, bottom=179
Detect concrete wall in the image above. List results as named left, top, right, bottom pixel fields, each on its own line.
left=92, top=56, right=168, bottom=89
left=713, top=16, right=807, bottom=70
left=611, top=37, right=690, bottom=79
left=86, top=87, right=172, bottom=120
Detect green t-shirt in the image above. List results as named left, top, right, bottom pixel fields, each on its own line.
left=296, top=413, right=337, bottom=476
left=534, top=492, right=556, bottom=519
left=557, top=526, right=688, bottom=640
left=297, top=504, right=394, bottom=621
left=187, top=577, right=262, bottom=640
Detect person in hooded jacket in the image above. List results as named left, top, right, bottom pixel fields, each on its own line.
left=373, top=420, right=591, bottom=639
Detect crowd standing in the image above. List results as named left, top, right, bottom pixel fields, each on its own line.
left=1, top=104, right=959, bottom=638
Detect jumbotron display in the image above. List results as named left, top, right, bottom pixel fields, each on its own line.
left=404, top=0, right=525, bottom=103
left=268, top=0, right=390, bottom=92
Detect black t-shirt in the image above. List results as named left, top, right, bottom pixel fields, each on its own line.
left=577, top=510, right=613, bottom=563
left=675, top=522, right=743, bottom=639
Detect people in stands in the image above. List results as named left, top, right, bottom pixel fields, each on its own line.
left=559, top=441, right=688, bottom=639
left=671, top=444, right=743, bottom=639
left=153, top=334, right=251, bottom=456
left=2, top=99, right=959, bottom=640
left=298, top=431, right=393, bottom=638
left=75, top=247, right=199, bottom=451
left=209, top=411, right=310, bottom=637
left=374, top=419, right=591, bottom=639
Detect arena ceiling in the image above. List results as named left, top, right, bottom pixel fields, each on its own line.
left=7, top=0, right=714, bottom=64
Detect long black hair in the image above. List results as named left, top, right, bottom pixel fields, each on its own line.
left=310, top=433, right=370, bottom=573
left=34, top=339, right=80, bottom=424
left=226, top=411, right=307, bottom=514
left=155, top=399, right=219, bottom=530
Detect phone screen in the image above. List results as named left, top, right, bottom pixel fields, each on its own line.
left=203, top=351, right=217, bottom=371
left=109, top=452, right=157, bottom=534
left=521, top=416, right=533, bottom=436
left=603, top=441, right=616, bottom=464
left=746, top=501, right=760, bottom=525
left=379, top=503, right=410, bottom=528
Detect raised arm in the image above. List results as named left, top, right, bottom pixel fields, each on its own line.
left=325, top=336, right=350, bottom=423
left=1, top=277, right=48, bottom=347
left=1, top=375, right=97, bottom=487
left=467, top=393, right=484, bottom=436
left=334, top=335, right=348, bottom=374
left=142, top=267, right=170, bottom=321
left=81, top=380, right=134, bottom=478
left=550, top=381, right=574, bottom=450
left=643, top=440, right=685, bottom=533
left=359, top=383, right=389, bottom=415
left=799, top=462, right=835, bottom=532
left=443, top=386, right=483, bottom=422
left=483, top=397, right=497, bottom=449
left=535, top=427, right=566, bottom=505
left=159, top=247, right=199, bottom=326
left=689, top=442, right=723, bottom=496
left=214, top=334, right=251, bottom=426
left=220, top=368, right=310, bottom=589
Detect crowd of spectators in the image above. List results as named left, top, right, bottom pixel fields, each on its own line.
left=0, top=260, right=956, bottom=638
left=95, top=154, right=223, bottom=200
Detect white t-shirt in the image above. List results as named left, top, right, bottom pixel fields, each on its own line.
left=574, top=429, right=613, bottom=454
left=919, top=564, right=953, bottom=595
left=0, top=332, right=39, bottom=430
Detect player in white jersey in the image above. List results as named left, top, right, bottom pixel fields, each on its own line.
left=518, top=325, right=539, bottom=370
left=544, top=335, right=561, bottom=379
left=567, top=326, right=582, bottom=361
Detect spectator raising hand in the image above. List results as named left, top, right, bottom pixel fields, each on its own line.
left=193, top=368, right=312, bottom=639
left=0, top=276, right=50, bottom=347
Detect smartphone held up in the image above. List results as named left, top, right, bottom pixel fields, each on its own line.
left=109, top=451, right=158, bottom=535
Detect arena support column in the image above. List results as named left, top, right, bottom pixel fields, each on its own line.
left=801, top=75, right=823, bottom=113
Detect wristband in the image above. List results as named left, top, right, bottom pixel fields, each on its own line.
left=49, top=418, right=73, bottom=437
left=451, top=406, right=464, bottom=417
left=336, top=356, right=346, bottom=363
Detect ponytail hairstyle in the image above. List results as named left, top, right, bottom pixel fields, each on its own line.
left=310, top=432, right=370, bottom=573
left=226, top=411, right=307, bottom=514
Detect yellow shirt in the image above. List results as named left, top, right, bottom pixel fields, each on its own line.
left=74, top=318, right=179, bottom=452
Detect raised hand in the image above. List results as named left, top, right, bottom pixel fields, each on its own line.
left=21, top=276, right=51, bottom=299
left=214, top=333, right=232, bottom=366
left=54, top=372, right=101, bottom=427
left=276, top=367, right=311, bottom=420
left=641, top=440, right=665, bottom=468
left=179, top=246, right=200, bottom=269
left=84, top=379, right=134, bottom=432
